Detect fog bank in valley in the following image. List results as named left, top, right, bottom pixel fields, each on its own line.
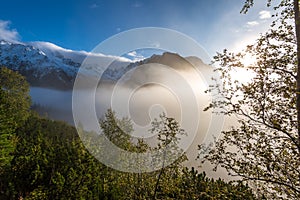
left=30, top=53, right=232, bottom=179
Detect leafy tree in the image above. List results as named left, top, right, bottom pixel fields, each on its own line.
left=199, top=0, right=300, bottom=199
left=1, top=114, right=105, bottom=200
left=0, top=104, right=257, bottom=199
left=242, top=0, right=300, bottom=147
left=99, top=108, right=134, bottom=150
left=177, top=167, right=257, bottom=200
left=150, top=113, right=187, bottom=199
left=0, top=67, right=30, bottom=168
left=100, top=111, right=257, bottom=199
left=96, top=110, right=256, bottom=200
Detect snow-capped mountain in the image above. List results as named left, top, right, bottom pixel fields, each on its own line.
left=0, top=39, right=209, bottom=91
left=0, top=40, right=131, bottom=90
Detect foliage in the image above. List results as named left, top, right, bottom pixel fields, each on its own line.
left=0, top=110, right=257, bottom=200
left=5, top=114, right=99, bottom=199
left=0, top=67, right=31, bottom=168
left=150, top=113, right=188, bottom=199
left=178, top=167, right=257, bottom=200
left=199, top=0, right=300, bottom=199
left=99, top=108, right=136, bottom=151
left=0, top=69, right=257, bottom=199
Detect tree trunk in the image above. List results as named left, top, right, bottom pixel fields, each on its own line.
left=294, top=0, right=300, bottom=149
left=153, top=151, right=166, bottom=200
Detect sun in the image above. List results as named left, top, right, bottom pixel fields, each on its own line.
left=229, top=53, right=257, bottom=83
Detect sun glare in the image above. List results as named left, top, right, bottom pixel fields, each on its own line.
left=229, top=53, right=256, bottom=83
left=229, top=67, right=255, bottom=84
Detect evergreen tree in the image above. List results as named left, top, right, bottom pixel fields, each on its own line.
left=0, top=67, right=30, bottom=168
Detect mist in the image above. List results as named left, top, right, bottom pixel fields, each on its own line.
left=30, top=54, right=234, bottom=179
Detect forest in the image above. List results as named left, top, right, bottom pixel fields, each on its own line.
left=0, top=67, right=256, bottom=199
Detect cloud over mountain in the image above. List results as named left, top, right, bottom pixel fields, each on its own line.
left=0, top=39, right=132, bottom=90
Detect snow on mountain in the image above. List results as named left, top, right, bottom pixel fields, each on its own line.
left=0, top=40, right=209, bottom=91
left=0, top=40, right=132, bottom=90
left=29, top=41, right=131, bottom=64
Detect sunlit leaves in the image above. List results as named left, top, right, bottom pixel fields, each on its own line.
left=200, top=0, right=300, bottom=199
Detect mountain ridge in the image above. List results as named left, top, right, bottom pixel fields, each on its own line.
left=0, top=40, right=132, bottom=90
left=0, top=40, right=207, bottom=90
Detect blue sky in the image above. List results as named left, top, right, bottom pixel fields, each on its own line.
left=0, top=0, right=275, bottom=57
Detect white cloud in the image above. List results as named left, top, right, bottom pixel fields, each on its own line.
left=30, top=41, right=132, bottom=63
left=247, top=21, right=259, bottom=26
left=127, top=51, right=137, bottom=57
left=127, top=50, right=145, bottom=62
left=0, top=20, right=20, bottom=42
left=259, top=10, right=271, bottom=19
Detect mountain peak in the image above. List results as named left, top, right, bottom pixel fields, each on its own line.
left=137, top=51, right=198, bottom=72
